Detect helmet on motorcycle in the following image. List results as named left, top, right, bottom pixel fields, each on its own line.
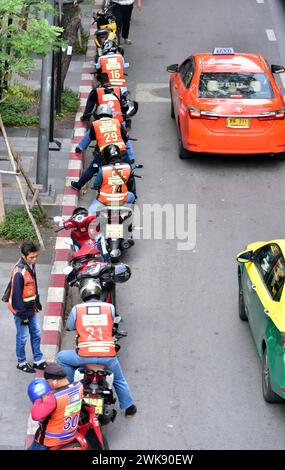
left=114, top=263, right=131, bottom=283
left=102, top=39, right=118, bottom=55
left=103, top=144, right=121, bottom=163
left=94, top=28, right=111, bottom=46
left=96, top=104, right=113, bottom=119
left=121, top=99, right=139, bottom=117
left=79, top=278, right=102, bottom=301
left=110, top=248, right=121, bottom=264
left=27, top=378, right=51, bottom=403
left=72, top=207, right=89, bottom=223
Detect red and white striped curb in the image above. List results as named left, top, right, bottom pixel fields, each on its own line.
left=25, top=23, right=98, bottom=449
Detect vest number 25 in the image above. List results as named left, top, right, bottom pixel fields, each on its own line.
left=105, top=131, right=118, bottom=143
left=64, top=414, right=79, bottom=431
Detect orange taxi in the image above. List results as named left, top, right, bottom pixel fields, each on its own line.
left=167, top=48, right=285, bottom=158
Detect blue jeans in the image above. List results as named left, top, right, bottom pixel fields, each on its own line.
left=88, top=191, right=135, bottom=214
left=27, top=439, right=48, bottom=451
left=57, top=350, right=134, bottom=410
left=13, top=314, right=43, bottom=365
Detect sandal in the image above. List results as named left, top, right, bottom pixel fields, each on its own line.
left=17, top=362, right=35, bottom=373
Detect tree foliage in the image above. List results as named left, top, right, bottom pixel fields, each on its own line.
left=0, top=0, right=63, bottom=78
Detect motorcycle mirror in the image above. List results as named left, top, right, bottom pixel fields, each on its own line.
left=63, top=266, right=73, bottom=276
left=166, top=64, right=179, bottom=73
left=135, top=164, right=144, bottom=169
left=53, top=216, right=63, bottom=223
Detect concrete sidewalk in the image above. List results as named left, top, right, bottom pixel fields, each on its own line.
left=0, top=1, right=96, bottom=449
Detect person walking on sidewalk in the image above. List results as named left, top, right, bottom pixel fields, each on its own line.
left=112, top=0, right=142, bottom=45
left=7, top=242, right=47, bottom=373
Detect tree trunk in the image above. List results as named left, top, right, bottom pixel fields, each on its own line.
left=58, top=3, right=82, bottom=89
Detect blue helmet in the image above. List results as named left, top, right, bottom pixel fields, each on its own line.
left=28, top=378, right=52, bottom=403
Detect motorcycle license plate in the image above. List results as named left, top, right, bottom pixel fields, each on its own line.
left=226, top=117, right=250, bottom=128
left=105, top=224, right=123, bottom=239
left=84, top=397, right=104, bottom=414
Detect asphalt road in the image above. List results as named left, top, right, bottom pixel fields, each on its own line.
left=62, top=0, right=285, bottom=449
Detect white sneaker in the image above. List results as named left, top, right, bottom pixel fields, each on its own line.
left=124, top=38, right=132, bottom=45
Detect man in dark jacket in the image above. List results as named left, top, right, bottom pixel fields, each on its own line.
left=8, top=242, right=47, bottom=373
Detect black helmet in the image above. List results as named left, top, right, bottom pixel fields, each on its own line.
left=122, top=99, right=139, bottom=117
left=113, top=263, right=131, bottom=283
left=102, top=39, right=117, bottom=55
left=103, top=145, right=121, bottom=163
left=79, top=278, right=102, bottom=302
left=96, top=104, right=113, bottom=119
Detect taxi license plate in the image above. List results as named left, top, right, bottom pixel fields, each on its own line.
left=105, top=224, right=124, bottom=239
left=226, top=117, right=250, bottom=128
left=83, top=397, right=104, bottom=415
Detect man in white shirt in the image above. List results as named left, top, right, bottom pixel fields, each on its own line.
left=111, top=0, right=142, bottom=45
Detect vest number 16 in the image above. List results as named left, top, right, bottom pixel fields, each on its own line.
left=110, top=70, right=121, bottom=79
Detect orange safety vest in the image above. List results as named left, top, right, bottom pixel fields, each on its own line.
left=100, top=54, right=126, bottom=87
left=36, top=382, right=83, bottom=447
left=97, top=163, right=131, bottom=205
left=97, top=87, right=123, bottom=123
left=75, top=303, right=116, bottom=357
left=8, top=261, right=37, bottom=314
left=93, top=118, right=127, bottom=153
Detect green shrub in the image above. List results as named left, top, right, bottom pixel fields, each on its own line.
left=60, top=87, right=80, bottom=114
left=74, top=30, right=89, bottom=55
left=0, top=207, right=50, bottom=242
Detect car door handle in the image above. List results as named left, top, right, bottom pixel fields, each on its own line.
left=264, top=309, right=269, bottom=317
left=251, top=284, right=256, bottom=291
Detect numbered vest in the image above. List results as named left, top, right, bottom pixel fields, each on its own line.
left=36, top=382, right=83, bottom=447
left=98, top=163, right=131, bottom=205
left=8, top=261, right=37, bottom=314
left=76, top=303, right=116, bottom=357
left=93, top=118, right=126, bottom=153
left=100, top=54, right=126, bottom=87
left=97, top=87, right=123, bottom=123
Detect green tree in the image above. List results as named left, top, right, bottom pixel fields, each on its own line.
left=0, top=0, right=63, bottom=85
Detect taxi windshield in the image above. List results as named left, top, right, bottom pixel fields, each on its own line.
left=198, top=72, right=274, bottom=99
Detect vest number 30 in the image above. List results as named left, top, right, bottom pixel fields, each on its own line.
left=64, top=414, right=79, bottom=431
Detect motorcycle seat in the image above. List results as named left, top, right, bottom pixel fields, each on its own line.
left=85, top=364, right=106, bottom=371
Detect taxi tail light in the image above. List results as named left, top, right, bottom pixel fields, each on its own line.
left=258, top=108, right=285, bottom=121
left=188, top=107, right=219, bottom=120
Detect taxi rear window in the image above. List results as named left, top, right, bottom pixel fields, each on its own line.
left=198, top=73, right=274, bottom=99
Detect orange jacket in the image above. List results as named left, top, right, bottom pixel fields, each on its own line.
left=97, top=87, right=124, bottom=123
left=75, top=303, right=116, bottom=357
left=97, top=163, right=131, bottom=205
left=35, top=382, right=83, bottom=447
left=92, top=118, right=127, bottom=153
left=8, top=260, right=37, bottom=315
left=100, top=54, right=126, bottom=87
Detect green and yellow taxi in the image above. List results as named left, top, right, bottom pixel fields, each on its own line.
left=237, top=239, right=285, bottom=402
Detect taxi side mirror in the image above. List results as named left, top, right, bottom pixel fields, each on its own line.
left=271, top=64, right=285, bottom=74
left=166, top=64, right=178, bottom=73
left=236, top=250, right=253, bottom=263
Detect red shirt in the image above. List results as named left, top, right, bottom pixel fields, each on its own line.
left=31, top=391, right=57, bottom=421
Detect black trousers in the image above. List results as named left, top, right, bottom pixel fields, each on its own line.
left=112, top=3, right=134, bottom=40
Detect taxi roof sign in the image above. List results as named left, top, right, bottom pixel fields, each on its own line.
left=213, top=48, right=235, bottom=55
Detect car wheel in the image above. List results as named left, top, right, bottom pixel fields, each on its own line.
left=178, top=129, right=191, bottom=159
left=262, top=348, right=283, bottom=403
left=238, top=275, right=247, bottom=321
left=170, top=97, right=175, bottom=119
left=274, top=152, right=285, bottom=160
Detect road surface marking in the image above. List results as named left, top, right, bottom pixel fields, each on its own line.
left=136, top=83, right=170, bottom=102
left=266, top=29, right=277, bottom=41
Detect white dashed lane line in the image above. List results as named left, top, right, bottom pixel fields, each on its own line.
left=256, top=0, right=264, bottom=4
left=266, top=29, right=277, bottom=41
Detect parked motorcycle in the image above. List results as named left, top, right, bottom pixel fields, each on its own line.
left=88, top=164, right=143, bottom=264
